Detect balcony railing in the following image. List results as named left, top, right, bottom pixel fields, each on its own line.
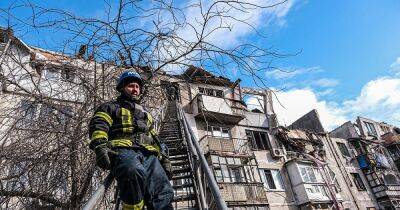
left=218, top=182, right=268, bottom=205
left=373, top=184, right=400, bottom=199
left=190, top=94, right=246, bottom=124
left=199, top=135, right=252, bottom=155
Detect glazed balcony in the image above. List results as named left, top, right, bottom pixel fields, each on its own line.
left=199, top=135, right=252, bottom=155
left=190, top=94, right=246, bottom=124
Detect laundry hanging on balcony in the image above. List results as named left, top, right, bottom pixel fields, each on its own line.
left=375, top=153, right=391, bottom=169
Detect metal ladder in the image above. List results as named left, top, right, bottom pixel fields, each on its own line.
left=159, top=100, right=198, bottom=209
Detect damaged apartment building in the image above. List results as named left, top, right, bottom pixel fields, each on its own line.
left=2, top=27, right=400, bottom=210
left=169, top=66, right=400, bottom=210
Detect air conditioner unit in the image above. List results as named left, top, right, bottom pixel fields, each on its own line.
left=272, top=148, right=286, bottom=157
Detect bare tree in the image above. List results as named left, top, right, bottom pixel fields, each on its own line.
left=0, top=0, right=288, bottom=208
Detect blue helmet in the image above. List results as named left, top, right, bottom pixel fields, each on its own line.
left=116, top=70, right=143, bottom=91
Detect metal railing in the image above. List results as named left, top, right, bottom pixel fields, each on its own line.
left=218, top=182, right=267, bottom=204
left=191, top=93, right=246, bottom=117
left=177, top=101, right=228, bottom=210
left=152, top=103, right=168, bottom=133
left=199, top=136, right=252, bottom=155
left=82, top=174, right=114, bottom=210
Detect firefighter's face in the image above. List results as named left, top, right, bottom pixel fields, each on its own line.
left=124, top=82, right=141, bottom=97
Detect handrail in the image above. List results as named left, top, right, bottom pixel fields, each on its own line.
left=178, top=102, right=228, bottom=210
left=82, top=173, right=114, bottom=210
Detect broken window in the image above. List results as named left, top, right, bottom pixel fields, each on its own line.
left=198, top=87, right=224, bottom=98
left=43, top=67, right=60, bottom=80
left=364, top=122, right=378, bottom=136
left=206, top=88, right=214, bottom=96
left=388, top=146, right=400, bottom=160
left=246, top=130, right=269, bottom=150
left=243, top=94, right=264, bottom=113
left=16, top=100, right=39, bottom=128
left=260, top=169, right=284, bottom=190
left=336, top=142, right=351, bottom=157
left=43, top=66, right=76, bottom=82
left=351, top=173, right=366, bottom=191
left=61, top=68, right=76, bottom=82
left=211, top=155, right=246, bottom=183
left=198, top=87, right=205, bottom=94
left=16, top=100, right=72, bottom=131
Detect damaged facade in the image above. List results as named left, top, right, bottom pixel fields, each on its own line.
left=1, top=29, right=400, bottom=210
left=172, top=66, right=400, bottom=209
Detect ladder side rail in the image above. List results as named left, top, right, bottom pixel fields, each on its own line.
left=176, top=101, right=207, bottom=209
left=178, top=104, right=228, bottom=210
left=82, top=173, right=114, bottom=210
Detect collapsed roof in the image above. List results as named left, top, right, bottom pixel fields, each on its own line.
left=181, top=65, right=235, bottom=87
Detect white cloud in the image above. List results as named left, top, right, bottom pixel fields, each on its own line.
left=265, top=66, right=322, bottom=80
left=246, top=95, right=264, bottom=111
left=343, top=77, right=400, bottom=124
left=179, top=0, right=297, bottom=48
left=311, top=78, right=339, bottom=88
left=272, top=89, right=347, bottom=131
left=159, top=0, right=298, bottom=73
left=271, top=76, right=400, bottom=132
left=391, top=57, right=400, bottom=75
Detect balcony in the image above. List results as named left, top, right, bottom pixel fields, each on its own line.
left=383, top=133, right=400, bottom=145
left=218, top=182, right=268, bottom=206
left=199, top=135, right=252, bottom=155
left=372, top=184, right=400, bottom=200
left=190, top=94, right=246, bottom=124
left=286, top=160, right=343, bottom=205
left=239, top=111, right=269, bottom=128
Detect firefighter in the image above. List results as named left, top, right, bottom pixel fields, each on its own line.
left=88, top=69, right=174, bottom=210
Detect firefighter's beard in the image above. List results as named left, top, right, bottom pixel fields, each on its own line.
left=122, top=89, right=140, bottom=102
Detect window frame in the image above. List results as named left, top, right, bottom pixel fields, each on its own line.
left=245, top=130, right=270, bottom=150
left=198, top=87, right=224, bottom=98
left=16, top=100, right=72, bottom=131
left=42, top=66, right=76, bottom=82
left=260, top=169, right=285, bottom=191
left=364, top=122, right=378, bottom=136
left=211, top=155, right=247, bottom=183
left=299, top=165, right=320, bottom=183
left=336, top=142, right=351, bottom=157
left=210, top=126, right=231, bottom=139
left=351, top=173, right=367, bottom=191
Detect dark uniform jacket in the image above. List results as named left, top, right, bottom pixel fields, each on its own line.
left=88, top=95, right=160, bottom=154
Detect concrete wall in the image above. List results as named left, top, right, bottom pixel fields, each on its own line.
left=324, top=137, right=379, bottom=209
left=289, top=110, right=325, bottom=133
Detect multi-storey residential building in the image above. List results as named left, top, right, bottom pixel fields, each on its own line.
left=2, top=28, right=400, bottom=210
left=0, top=28, right=123, bottom=209
left=330, top=117, right=400, bottom=209
left=172, top=67, right=382, bottom=209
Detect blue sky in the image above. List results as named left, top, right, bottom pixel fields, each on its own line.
left=1, top=0, right=400, bottom=130
left=244, top=0, right=400, bottom=130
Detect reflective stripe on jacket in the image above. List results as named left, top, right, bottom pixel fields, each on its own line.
left=88, top=96, right=159, bottom=154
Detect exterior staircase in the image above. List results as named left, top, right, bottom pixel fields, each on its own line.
left=158, top=100, right=199, bottom=210
left=83, top=99, right=227, bottom=210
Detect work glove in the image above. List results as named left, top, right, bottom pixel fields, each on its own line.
left=136, top=120, right=149, bottom=133
left=161, top=157, right=173, bottom=180
left=94, top=143, right=117, bottom=170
